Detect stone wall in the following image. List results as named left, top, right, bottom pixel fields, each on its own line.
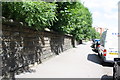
left=1, top=20, right=75, bottom=78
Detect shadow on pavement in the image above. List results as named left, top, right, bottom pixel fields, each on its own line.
left=81, top=43, right=87, bottom=45
left=87, top=54, right=114, bottom=67
left=87, top=54, right=102, bottom=65
left=102, top=62, right=114, bottom=67
left=101, top=75, right=113, bottom=80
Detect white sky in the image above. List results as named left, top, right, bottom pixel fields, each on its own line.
left=80, top=0, right=119, bottom=29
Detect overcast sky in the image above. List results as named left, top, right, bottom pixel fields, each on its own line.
left=80, top=0, right=119, bottom=29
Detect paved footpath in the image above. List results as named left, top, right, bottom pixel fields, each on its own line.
left=16, top=41, right=113, bottom=79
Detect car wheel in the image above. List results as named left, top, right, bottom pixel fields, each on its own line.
left=113, top=67, right=117, bottom=80
left=101, top=59, right=105, bottom=65
left=99, top=53, right=102, bottom=59
left=113, top=64, right=119, bottom=80
left=98, top=53, right=100, bottom=57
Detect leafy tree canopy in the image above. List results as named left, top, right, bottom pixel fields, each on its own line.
left=2, top=2, right=57, bottom=30
left=2, top=1, right=100, bottom=40
left=50, top=2, right=93, bottom=40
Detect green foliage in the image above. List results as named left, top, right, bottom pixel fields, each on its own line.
left=95, top=32, right=100, bottom=39
left=2, top=2, right=57, bottom=30
left=50, top=2, right=93, bottom=40
left=2, top=1, right=99, bottom=41
left=90, top=27, right=100, bottom=39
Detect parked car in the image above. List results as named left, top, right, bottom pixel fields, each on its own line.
left=91, top=39, right=100, bottom=53
left=98, top=28, right=118, bottom=63
left=113, top=58, right=120, bottom=80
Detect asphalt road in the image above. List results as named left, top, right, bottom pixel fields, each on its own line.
left=16, top=41, right=113, bottom=79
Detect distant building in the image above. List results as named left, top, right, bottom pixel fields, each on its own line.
left=94, top=27, right=107, bottom=36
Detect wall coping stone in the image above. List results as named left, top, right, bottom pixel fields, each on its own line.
left=2, top=17, right=73, bottom=38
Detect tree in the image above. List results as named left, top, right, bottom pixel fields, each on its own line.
left=50, top=2, right=93, bottom=41
left=90, top=27, right=100, bottom=39
left=2, top=1, right=99, bottom=41
left=2, top=2, right=57, bottom=30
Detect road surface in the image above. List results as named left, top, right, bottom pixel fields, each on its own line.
left=16, top=41, right=113, bottom=79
